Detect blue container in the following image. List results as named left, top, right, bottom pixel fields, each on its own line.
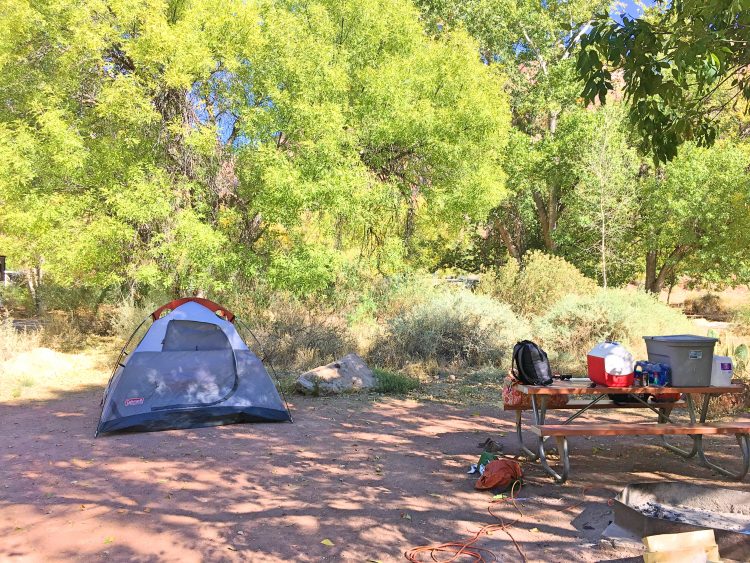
left=634, top=360, right=649, bottom=386
left=649, top=363, right=671, bottom=387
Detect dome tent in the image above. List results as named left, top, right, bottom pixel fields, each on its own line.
left=96, top=298, right=291, bottom=436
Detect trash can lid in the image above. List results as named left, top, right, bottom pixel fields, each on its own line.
left=643, top=335, right=718, bottom=345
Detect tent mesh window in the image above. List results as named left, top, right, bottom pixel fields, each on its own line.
left=162, top=320, right=232, bottom=351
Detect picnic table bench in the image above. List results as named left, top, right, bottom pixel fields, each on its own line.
left=504, top=380, right=750, bottom=483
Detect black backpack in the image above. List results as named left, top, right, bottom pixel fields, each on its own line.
left=512, top=340, right=553, bottom=386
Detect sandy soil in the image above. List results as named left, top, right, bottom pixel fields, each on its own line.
left=1, top=390, right=748, bottom=563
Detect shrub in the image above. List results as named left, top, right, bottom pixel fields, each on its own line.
left=478, top=260, right=519, bottom=305
left=0, top=285, right=35, bottom=315
left=732, top=305, right=750, bottom=336
left=731, top=343, right=749, bottom=379
left=480, top=251, right=597, bottom=317
left=683, top=293, right=728, bottom=319
left=534, top=289, right=694, bottom=373
left=369, top=274, right=443, bottom=322
left=38, top=312, right=89, bottom=352
left=107, top=298, right=161, bottom=352
left=370, top=290, right=530, bottom=369
left=244, top=294, right=354, bottom=372
left=0, top=316, right=40, bottom=363
left=373, top=368, right=421, bottom=394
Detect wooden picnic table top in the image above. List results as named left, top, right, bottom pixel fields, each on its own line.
left=516, top=380, right=744, bottom=396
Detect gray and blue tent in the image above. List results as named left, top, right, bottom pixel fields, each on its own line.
left=96, top=297, right=291, bottom=436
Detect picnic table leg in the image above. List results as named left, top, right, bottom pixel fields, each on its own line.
left=658, top=393, right=699, bottom=459
left=515, top=409, right=539, bottom=460
left=531, top=396, right=569, bottom=483
left=537, top=433, right=569, bottom=484
left=695, top=432, right=750, bottom=480
left=691, top=393, right=750, bottom=480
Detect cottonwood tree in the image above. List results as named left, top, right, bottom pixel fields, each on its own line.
left=0, top=0, right=511, bottom=304
left=416, top=0, right=610, bottom=259
left=579, top=0, right=750, bottom=162
left=637, top=141, right=750, bottom=293
left=555, top=106, right=641, bottom=287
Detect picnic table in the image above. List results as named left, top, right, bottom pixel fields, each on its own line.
left=505, top=379, right=750, bottom=483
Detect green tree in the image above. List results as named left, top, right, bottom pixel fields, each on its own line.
left=638, top=141, right=750, bottom=293
left=578, top=1, right=750, bottom=162
left=555, top=105, right=641, bottom=286
left=0, top=0, right=511, bottom=305
left=416, top=0, right=609, bottom=258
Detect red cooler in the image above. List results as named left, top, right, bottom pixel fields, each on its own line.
left=587, top=342, right=634, bottom=387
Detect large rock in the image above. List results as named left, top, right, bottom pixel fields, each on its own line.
left=296, top=353, right=376, bottom=395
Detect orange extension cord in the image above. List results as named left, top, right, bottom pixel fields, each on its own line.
left=404, top=480, right=528, bottom=563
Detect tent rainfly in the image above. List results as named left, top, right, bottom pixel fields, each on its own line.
left=96, top=297, right=291, bottom=436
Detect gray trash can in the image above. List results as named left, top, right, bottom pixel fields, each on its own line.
left=643, top=335, right=718, bottom=387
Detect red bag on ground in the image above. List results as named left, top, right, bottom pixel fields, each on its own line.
left=475, top=459, right=523, bottom=491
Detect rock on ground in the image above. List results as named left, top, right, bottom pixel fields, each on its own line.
left=295, top=353, right=375, bottom=395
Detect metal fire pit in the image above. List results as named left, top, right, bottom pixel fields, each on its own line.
left=613, top=482, right=750, bottom=560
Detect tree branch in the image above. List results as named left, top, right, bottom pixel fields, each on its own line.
left=520, top=24, right=548, bottom=76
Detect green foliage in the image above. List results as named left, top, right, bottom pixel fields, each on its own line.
left=733, top=306, right=750, bottom=336
left=373, top=368, right=421, bottom=394
left=639, top=142, right=750, bottom=292
left=480, top=251, right=596, bottom=317
left=371, top=289, right=530, bottom=369
left=578, top=2, right=750, bottom=162
left=0, top=0, right=511, bottom=302
left=553, top=106, right=641, bottom=286
left=534, top=289, right=694, bottom=373
left=109, top=298, right=159, bottom=342
left=417, top=0, right=608, bottom=132
left=478, top=260, right=520, bottom=305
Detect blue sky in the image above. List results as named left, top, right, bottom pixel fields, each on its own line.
left=615, top=0, right=655, bottom=20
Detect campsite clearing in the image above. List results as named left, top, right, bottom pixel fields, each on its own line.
left=1, top=389, right=748, bottom=562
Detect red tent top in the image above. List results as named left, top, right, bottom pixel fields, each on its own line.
left=151, top=297, right=236, bottom=323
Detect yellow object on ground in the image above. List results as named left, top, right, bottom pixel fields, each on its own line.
left=642, top=529, right=720, bottom=563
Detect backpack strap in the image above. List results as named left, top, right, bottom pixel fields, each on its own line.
left=512, top=341, right=530, bottom=384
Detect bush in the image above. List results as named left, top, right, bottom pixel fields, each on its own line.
left=373, top=368, right=421, bottom=394
left=480, top=251, right=597, bottom=317
left=683, top=293, right=728, bottom=319
left=732, top=305, right=750, bottom=336
left=38, top=312, right=89, bottom=352
left=367, top=274, right=443, bottom=322
left=534, top=289, right=694, bottom=373
left=0, top=284, right=35, bottom=315
left=244, top=294, right=354, bottom=372
left=109, top=299, right=158, bottom=342
left=478, top=260, right=519, bottom=305
left=0, top=316, right=41, bottom=363
left=370, top=290, right=530, bottom=369
left=731, top=343, right=749, bottom=379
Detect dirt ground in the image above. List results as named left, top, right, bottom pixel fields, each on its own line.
left=1, top=390, right=749, bottom=563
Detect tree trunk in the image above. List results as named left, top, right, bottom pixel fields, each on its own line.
left=549, top=110, right=559, bottom=135
left=600, top=185, right=607, bottom=288
left=532, top=190, right=558, bottom=251
left=26, top=264, right=43, bottom=315
left=403, top=184, right=419, bottom=255
left=645, top=250, right=658, bottom=293
left=644, top=246, right=690, bottom=294
left=494, top=219, right=522, bottom=263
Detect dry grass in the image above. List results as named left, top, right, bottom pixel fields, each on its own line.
left=245, top=296, right=355, bottom=372
left=0, top=318, right=116, bottom=403
left=0, top=317, right=41, bottom=363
